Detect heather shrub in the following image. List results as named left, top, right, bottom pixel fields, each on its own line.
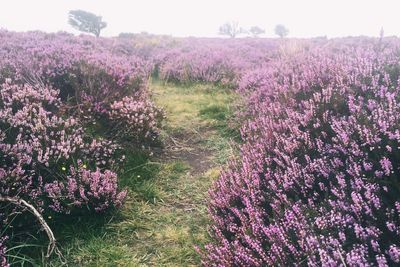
left=68, top=59, right=163, bottom=144
left=204, top=41, right=400, bottom=266
left=0, top=79, right=126, bottom=214
left=44, top=164, right=126, bottom=213
left=51, top=59, right=164, bottom=144
left=108, top=96, right=164, bottom=144
left=65, top=56, right=148, bottom=103
left=82, top=138, right=124, bottom=169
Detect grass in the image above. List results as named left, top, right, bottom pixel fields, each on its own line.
left=153, top=80, right=240, bottom=164
left=9, top=80, right=238, bottom=266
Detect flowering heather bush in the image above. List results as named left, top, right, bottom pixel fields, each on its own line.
left=55, top=58, right=163, bottom=143
left=45, top=164, right=126, bottom=213
left=108, top=96, right=164, bottom=143
left=0, top=79, right=125, bottom=212
left=0, top=80, right=81, bottom=204
left=82, top=138, right=124, bottom=169
left=204, top=39, right=400, bottom=266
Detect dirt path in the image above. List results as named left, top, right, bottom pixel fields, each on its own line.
left=160, top=129, right=214, bottom=175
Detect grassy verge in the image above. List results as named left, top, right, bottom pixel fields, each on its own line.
left=12, top=80, right=239, bottom=266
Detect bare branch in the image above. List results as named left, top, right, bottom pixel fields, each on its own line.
left=0, top=196, right=56, bottom=257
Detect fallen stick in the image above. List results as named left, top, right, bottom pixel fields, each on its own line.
left=0, top=196, right=56, bottom=257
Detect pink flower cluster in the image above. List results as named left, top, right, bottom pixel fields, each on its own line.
left=203, top=38, right=400, bottom=266
left=109, top=96, right=164, bottom=143
left=0, top=79, right=125, bottom=211
left=45, top=163, right=127, bottom=213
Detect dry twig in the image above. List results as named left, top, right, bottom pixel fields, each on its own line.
left=0, top=196, right=56, bottom=257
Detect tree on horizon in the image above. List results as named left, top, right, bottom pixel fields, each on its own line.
left=68, top=10, right=107, bottom=37
left=249, top=26, right=265, bottom=37
left=219, top=21, right=246, bottom=38
left=275, top=24, right=289, bottom=38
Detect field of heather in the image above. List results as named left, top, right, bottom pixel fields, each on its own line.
left=1, top=30, right=400, bottom=266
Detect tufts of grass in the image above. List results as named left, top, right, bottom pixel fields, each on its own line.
left=197, top=94, right=241, bottom=165
left=5, top=242, right=40, bottom=266
left=151, top=79, right=236, bottom=132
left=199, top=104, right=229, bottom=121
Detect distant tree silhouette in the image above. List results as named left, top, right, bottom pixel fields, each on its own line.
left=68, top=10, right=107, bottom=37
left=249, top=26, right=265, bottom=37
left=274, top=24, right=289, bottom=38
left=219, top=21, right=245, bottom=38
left=380, top=27, right=384, bottom=39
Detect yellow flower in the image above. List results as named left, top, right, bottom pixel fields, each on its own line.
left=83, top=164, right=87, bottom=169
left=61, top=166, right=66, bottom=171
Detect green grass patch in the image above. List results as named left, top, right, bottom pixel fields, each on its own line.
left=199, top=104, right=229, bottom=121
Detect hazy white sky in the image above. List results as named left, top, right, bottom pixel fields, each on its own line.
left=0, top=0, right=399, bottom=38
